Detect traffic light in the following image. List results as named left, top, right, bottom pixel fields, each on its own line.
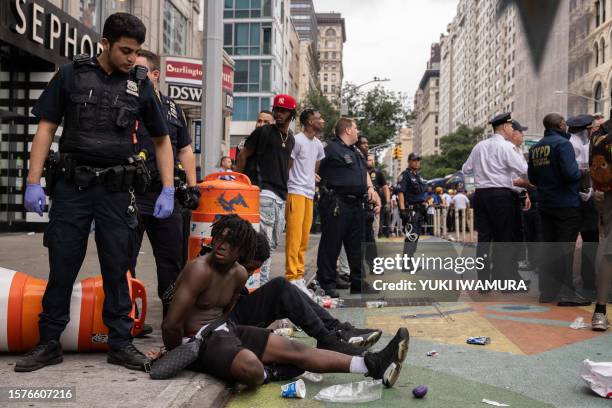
left=392, top=146, right=399, bottom=159
left=396, top=146, right=403, bottom=160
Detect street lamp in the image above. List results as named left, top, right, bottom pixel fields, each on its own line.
left=340, top=76, right=391, bottom=115
left=554, top=89, right=610, bottom=113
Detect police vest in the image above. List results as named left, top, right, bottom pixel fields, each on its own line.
left=60, top=55, right=145, bottom=167
left=402, top=170, right=426, bottom=204
left=323, top=139, right=367, bottom=194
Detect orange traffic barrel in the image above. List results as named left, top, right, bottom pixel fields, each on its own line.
left=188, top=172, right=260, bottom=261
left=0, top=267, right=147, bottom=352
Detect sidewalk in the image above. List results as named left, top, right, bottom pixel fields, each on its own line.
left=0, top=231, right=320, bottom=408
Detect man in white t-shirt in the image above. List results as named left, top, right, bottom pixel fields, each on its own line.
left=285, top=109, right=326, bottom=295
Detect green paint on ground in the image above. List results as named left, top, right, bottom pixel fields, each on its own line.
left=227, top=364, right=553, bottom=408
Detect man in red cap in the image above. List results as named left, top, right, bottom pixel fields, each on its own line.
left=237, top=94, right=297, bottom=284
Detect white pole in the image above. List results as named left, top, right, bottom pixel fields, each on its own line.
left=202, top=0, right=224, bottom=176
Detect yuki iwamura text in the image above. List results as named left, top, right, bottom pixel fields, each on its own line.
left=371, top=254, right=486, bottom=275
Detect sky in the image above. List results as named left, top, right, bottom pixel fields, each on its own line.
left=312, top=0, right=459, bottom=105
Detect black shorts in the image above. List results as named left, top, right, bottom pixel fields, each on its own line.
left=190, top=323, right=271, bottom=381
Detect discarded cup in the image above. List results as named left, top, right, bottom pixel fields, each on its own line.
left=281, top=379, right=306, bottom=399
left=570, top=317, right=589, bottom=330
left=466, top=336, right=490, bottom=345
left=366, top=301, right=388, bottom=308
left=314, top=379, right=382, bottom=403
left=426, top=350, right=439, bottom=357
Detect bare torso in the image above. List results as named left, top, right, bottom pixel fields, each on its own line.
left=181, top=254, right=248, bottom=336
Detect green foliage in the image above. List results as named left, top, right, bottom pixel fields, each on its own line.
left=348, top=85, right=408, bottom=146
left=419, top=125, right=484, bottom=179
left=301, top=90, right=339, bottom=139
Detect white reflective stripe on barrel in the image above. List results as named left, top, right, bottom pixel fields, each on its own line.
left=0, top=267, right=18, bottom=351
left=59, top=282, right=82, bottom=350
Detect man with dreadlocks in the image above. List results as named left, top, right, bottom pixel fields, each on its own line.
left=161, top=215, right=410, bottom=387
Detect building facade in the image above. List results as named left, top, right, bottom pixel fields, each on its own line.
left=223, top=0, right=297, bottom=143
left=290, top=0, right=320, bottom=103
left=413, top=44, right=441, bottom=156
left=0, top=0, right=206, bottom=231
left=316, top=12, right=345, bottom=106
left=438, top=0, right=570, bottom=140
left=568, top=0, right=612, bottom=116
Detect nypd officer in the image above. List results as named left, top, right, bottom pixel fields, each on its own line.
left=130, top=50, right=199, bottom=325
left=19, top=13, right=175, bottom=372
left=567, top=114, right=599, bottom=296
left=397, top=153, right=427, bottom=271
left=528, top=113, right=590, bottom=306
left=316, top=118, right=381, bottom=297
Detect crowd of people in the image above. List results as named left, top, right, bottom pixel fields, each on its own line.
left=462, top=111, right=612, bottom=331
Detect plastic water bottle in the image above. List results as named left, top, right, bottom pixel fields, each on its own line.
left=313, top=379, right=383, bottom=403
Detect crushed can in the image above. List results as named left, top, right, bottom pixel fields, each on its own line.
left=466, top=336, right=491, bottom=345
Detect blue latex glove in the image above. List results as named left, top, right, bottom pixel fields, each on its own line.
left=153, top=187, right=175, bottom=219
left=25, top=184, right=46, bottom=216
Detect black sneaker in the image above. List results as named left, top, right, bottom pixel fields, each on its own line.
left=135, top=323, right=154, bottom=338
left=107, top=343, right=150, bottom=371
left=364, top=327, right=409, bottom=388
left=264, top=363, right=305, bottom=383
left=337, top=324, right=382, bottom=348
left=14, top=340, right=63, bottom=372
left=317, top=332, right=367, bottom=356
left=336, top=278, right=350, bottom=289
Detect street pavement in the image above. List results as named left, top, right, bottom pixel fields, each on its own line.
left=1, top=232, right=612, bottom=407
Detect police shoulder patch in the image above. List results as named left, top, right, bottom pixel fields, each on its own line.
left=126, top=80, right=139, bottom=97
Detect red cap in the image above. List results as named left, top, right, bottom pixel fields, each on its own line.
left=273, top=94, right=297, bottom=110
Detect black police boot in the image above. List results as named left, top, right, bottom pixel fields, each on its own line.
left=317, top=331, right=366, bottom=356
left=263, top=363, right=305, bottom=383
left=107, top=342, right=150, bottom=371
left=364, top=327, right=409, bottom=388
left=336, top=278, right=350, bottom=289
left=14, top=340, right=63, bottom=372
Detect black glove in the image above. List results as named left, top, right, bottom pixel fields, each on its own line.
left=176, top=186, right=201, bottom=210
left=400, top=209, right=410, bottom=224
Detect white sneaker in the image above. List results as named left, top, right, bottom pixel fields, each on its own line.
left=290, top=278, right=313, bottom=298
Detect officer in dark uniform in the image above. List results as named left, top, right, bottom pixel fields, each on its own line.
left=397, top=153, right=427, bottom=270
left=316, top=118, right=380, bottom=297
left=20, top=13, right=175, bottom=372
left=528, top=113, right=590, bottom=306
left=130, top=50, right=199, bottom=327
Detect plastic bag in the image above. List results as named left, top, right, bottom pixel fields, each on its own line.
left=580, top=359, right=612, bottom=398
left=313, top=379, right=382, bottom=403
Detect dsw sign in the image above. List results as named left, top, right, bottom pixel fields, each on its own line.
left=168, top=84, right=202, bottom=104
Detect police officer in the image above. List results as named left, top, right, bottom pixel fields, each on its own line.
left=19, top=13, right=175, bottom=372
left=397, top=153, right=427, bottom=271
left=567, top=114, right=599, bottom=296
left=130, top=50, right=199, bottom=324
left=316, top=118, right=381, bottom=297
left=528, top=113, right=590, bottom=306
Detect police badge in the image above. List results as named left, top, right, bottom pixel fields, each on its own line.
left=126, top=80, right=139, bottom=97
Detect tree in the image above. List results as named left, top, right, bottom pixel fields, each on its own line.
left=301, top=90, right=339, bottom=139
left=419, top=125, right=484, bottom=179
left=348, top=84, right=408, bottom=146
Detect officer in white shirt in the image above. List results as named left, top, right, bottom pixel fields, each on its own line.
left=462, top=112, right=531, bottom=286
left=567, top=114, right=598, bottom=295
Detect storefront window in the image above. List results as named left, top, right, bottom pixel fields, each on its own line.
left=80, top=0, right=132, bottom=33
left=164, top=1, right=187, bottom=55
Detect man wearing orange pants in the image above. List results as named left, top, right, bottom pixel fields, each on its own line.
left=285, top=109, right=325, bottom=295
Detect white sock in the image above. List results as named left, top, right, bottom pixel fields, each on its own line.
left=263, top=369, right=268, bottom=381
left=349, top=357, right=368, bottom=374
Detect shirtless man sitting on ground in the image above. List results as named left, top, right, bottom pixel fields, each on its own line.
left=161, top=215, right=409, bottom=386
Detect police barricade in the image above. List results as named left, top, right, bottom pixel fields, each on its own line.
left=0, top=267, right=146, bottom=352
left=187, top=172, right=261, bottom=289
